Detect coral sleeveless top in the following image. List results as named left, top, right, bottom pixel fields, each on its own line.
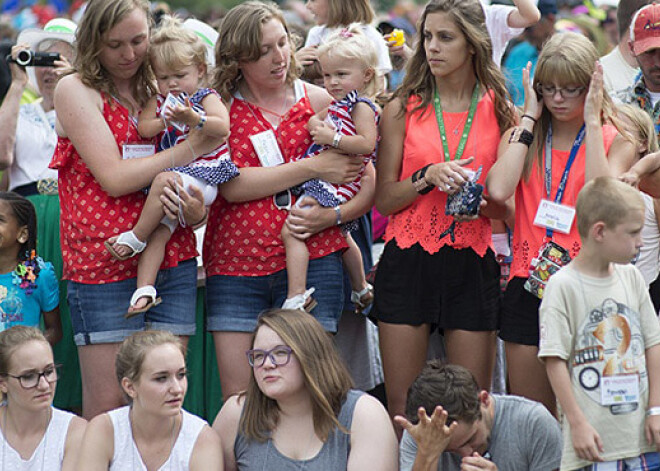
left=510, top=125, right=619, bottom=279
left=50, top=94, right=196, bottom=283
left=385, top=92, right=501, bottom=257
left=203, top=81, right=347, bottom=277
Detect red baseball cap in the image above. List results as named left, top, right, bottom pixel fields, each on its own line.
left=631, top=4, right=660, bottom=55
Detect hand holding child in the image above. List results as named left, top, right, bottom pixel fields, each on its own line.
left=571, top=420, right=604, bottom=462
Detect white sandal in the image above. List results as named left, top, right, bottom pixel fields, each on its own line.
left=105, top=231, right=147, bottom=261
left=126, top=285, right=162, bottom=318
left=350, top=283, right=374, bottom=314
left=282, top=287, right=318, bottom=312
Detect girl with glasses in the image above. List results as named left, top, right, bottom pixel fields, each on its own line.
left=0, top=326, right=86, bottom=470
left=486, top=32, right=636, bottom=415
left=77, top=330, right=222, bottom=470
left=213, top=309, right=397, bottom=471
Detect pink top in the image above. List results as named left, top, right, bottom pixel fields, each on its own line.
left=510, top=124, right=619, bottom=279
left=385, top=92, right=501, bottom=256
left=203, top=85, right=347, bottom=277
left=50, top=94, right=197, bottom=283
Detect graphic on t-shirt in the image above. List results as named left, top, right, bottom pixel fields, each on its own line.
left=572, top=298, right=645, bottom=415
left=0, top=285, right=23, bottom=329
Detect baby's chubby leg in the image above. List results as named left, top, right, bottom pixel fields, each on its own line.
left=107, top=171, right=180, bottom=259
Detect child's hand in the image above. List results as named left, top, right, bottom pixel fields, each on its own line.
left=522, top=61, right=542, bottom=122
left=295, top=45, right=318, bottom=66
left=164, top=96, right=200, bottom=128
left=571, top=421, right=604, bottom=462
left=584, top=62, right=604, bottom=127
left=645, top=414, right=660, bottom=450
left=309, top=121, right=335, bottom=146
left=307, top=114, right=324, bottom=133
left=619, top=170, right=641, bottom=188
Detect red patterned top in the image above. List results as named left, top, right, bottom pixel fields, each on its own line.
left=50, top=94, right=197, bottom=284
left=510, top=125, right=619, bottom=279
left=203, top=84, right=347, bottom=277
left=384, top=92, right=501, bottom=257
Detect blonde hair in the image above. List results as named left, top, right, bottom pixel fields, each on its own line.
left=0, top=326, right=49, bottom=375
left=239, top=309, right=354, bottom=442
left=576, top=176, right=645, bottom=238
left=326, top=0, right=374, bottom=28
left=212, top=1, right=300, bottom=102
left=524, top=33, right=617, bottom=178
left=73, top=0, right=156, bottom=108
left=393, top=0, right=516, bottom=133
left=317, top=24, right=379, bottom=98
left=115, top=330, right=184, bottom=398
left=616, top=103, right=659, bottom=154
left=149, top=16, right=207, bottom=79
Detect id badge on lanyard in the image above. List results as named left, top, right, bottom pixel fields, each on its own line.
left=524, top=124, right=585, bottom=299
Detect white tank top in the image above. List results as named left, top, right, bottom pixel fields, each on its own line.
left=0, top=406, right=74, bottom=471
left=108, top=406, right=207, bottom=471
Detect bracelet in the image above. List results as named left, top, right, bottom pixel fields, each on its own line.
left=646, top=407, right=660, bottom=417
left=334, top=205, right=342, bottom=226
left=508, top=127, right=534, bottom=147
left=189, top=208, right=209, bottom=228
left=521, top=114, right=537, bottom=124
left=411, top=164, right=435, bottom=195
left=195, top=112, right=207, bottom=130
left=332, top=132, right=342, bottom=149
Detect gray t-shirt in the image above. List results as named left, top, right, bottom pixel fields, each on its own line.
left=399, top=395, right=562, bottom=471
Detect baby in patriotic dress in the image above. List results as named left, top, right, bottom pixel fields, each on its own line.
left=282, top=25, right=380, bottom=312
left=105, top=17, right=237, bottom=315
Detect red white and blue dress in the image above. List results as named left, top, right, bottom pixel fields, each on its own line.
left=157, top=87, right=239, bottom=186
left=295, top=90, right=379, bottom=232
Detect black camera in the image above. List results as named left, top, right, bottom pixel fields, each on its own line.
left=6, top=50, right=60, bottom=67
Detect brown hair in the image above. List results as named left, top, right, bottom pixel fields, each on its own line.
left=212, top=1, right=300, bottom=102
left=524, top=33, right=617, bottom=179
left=239, top=309, right=354, bottom=442
left=405, top=360, right=482, bottom=426
left=73, top=0, right=156, bottom=109
left=115, top=330, right=185, bottom=399
left=326, top=0, right=374, bottom=28
left=393, top=0, right=516, bottom=134
left=576, top=176, right=645, bottom=239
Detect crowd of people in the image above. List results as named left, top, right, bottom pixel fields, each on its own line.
left=1, top=0, right=660, bottom=469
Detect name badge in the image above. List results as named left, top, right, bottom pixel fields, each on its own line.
left=249, top=130, right=285, bottom=167
left=533, top=199, right=576, bottom=234
left=600, top=374, right=639, bottom=406
left=122, top=144, right=155, bottom=160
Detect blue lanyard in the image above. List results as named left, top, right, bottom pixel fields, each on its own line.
left=543, top=123, right=586, bottom=238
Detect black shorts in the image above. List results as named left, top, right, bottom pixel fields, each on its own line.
left=372, top=241, right=500, bottom=331
left=499, top=276, right=542, bottom=346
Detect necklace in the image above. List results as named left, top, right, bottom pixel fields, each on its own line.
left=242, top=87, right=291, bottom=130
left=1, top=404, right=51, bottom=471
left=129, top=407, right=178, bottom=471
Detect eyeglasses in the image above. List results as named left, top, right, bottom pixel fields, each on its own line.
left=5, top=364, right=60, bottom=389
left=273, top=189, right=292, bottom=211
left=246, top=345, right=293, bottom=368
left=535, top=83, right=586, bottom=99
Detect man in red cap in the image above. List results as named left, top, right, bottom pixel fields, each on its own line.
left=627, top=3, right=660, bottom=142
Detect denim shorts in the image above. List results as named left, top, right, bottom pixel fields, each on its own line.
left=206, top=252, right=344, bottom=333
left=577, top=452, right=660, bottom=470
left=68, top=259, right=197, bottom=346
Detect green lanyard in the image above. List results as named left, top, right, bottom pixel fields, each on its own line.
left=433, top=83, right=479, bottom=162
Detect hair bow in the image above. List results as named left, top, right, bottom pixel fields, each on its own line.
left=339, top=28, right=353, bottom=38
